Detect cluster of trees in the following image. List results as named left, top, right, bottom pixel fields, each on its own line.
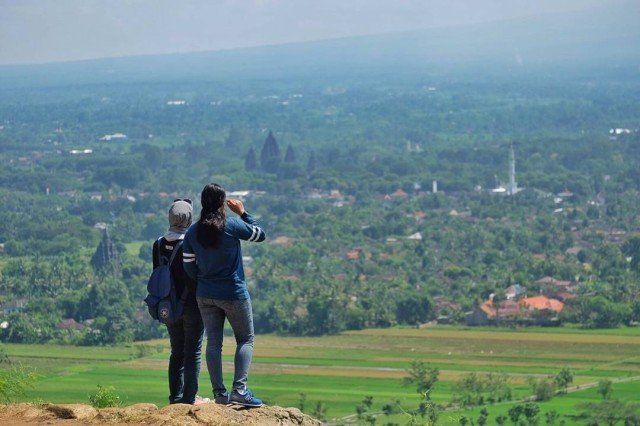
left=1, top=62, right=640, bottom=344
left=344, top=362, right=636, bottom=425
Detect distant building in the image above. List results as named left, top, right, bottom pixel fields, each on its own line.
left=467, top=294, right=564, bottom=326
left=57, top=318, right=84, bottom=331
left=228, top=190, right=251, bottom=200
left=520, top=296, right=564, bottom=313
left=557, top=190, right=574, bottom=198
left=69, top=149, right=93, bottom=155
left=535, top=276, right=574, bottom=290
left=99, top=133, right=127, bottom=141
left=610, top=128, right=631, bottom=135
left=390, top=188, right=408, bottom=198
left=346, top=248, right=362, bottom=260
left=505, top=284, right=526, bottom=300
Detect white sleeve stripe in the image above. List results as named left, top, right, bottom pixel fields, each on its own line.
left=183, top=253, right=196, bottom=258
left=183, top=258, right=196, bottom=263
left=248, top=226, right=258, bottom=241
left=249, top=226, right=262, bottom=242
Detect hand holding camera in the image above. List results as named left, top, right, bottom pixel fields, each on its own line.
left=226, top=199, right=245, bottom=216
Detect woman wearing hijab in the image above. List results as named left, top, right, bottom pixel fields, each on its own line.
left=182, top=184, right=266, bottom=407
left=152, top=199, right=208, bottom=405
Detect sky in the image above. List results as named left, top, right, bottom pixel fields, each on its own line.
left=0, top=0, right=621, bottom=65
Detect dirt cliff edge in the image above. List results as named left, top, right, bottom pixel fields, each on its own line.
left=0, top=402, right=322, bottom=425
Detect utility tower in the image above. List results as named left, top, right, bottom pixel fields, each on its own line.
left=508, top=144, right=517, bottom=195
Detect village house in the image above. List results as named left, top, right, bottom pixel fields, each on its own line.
left=99, top=132, right=127, bottom=141
left=536, top=276, right=576, bottom=292
left=433, top=296, right=462, bottom=324
left=565, top=246, right=583, bottom=256
left=346, top=248, right=362, bottom=260
left=520, top=296, right=564, bottom=314
left=466, top=294, right=565, bottom=326
left=57, top=318, right=85, bottom=331
left=505, top=284, right=526, bottom=300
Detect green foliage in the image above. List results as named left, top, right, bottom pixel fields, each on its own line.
left=509, top=403, right=541, bottom=426
left=88, top=385, right=122, bottom=408
left=597, top=379, right=613, bottom=400
left=453, top=372, right=512, bottom=407
left=477, top=407, right=489, bottom=426
left=554, top=367, right=574, bottom=394
left=0, top=347, right=37, bottom=403
left=402, top=361, right=439, bottom=397
left=311, top=400, right=327, bottom=421
left=544, top=410, right=559, bottom=425
left=355, top=395, right=375, bottom=424
left=297, top=392, right=306, bottom=412
left=2, top=54, right=640, bottom=345
left=574, top=400, right=640, bottom=425
left=530, top=378, right=556, bottom=401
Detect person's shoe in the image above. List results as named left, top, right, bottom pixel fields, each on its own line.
left=193, top=395, right=211, bottom=406
left=230, top=389, right=263, bottom=408
left=214, top=391, right=230, bottom=405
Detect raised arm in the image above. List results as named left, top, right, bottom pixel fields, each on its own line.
left=227, top=199, right=266, bottom=242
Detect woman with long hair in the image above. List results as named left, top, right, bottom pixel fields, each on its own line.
left=182, top=183, right=266, bottom=407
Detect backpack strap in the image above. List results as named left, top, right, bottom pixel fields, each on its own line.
left=167, top=240, right=184, bottom=266
left=155, top=237, right=164, bottom=266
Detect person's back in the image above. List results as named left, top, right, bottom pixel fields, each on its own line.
left=183, top=213, right=264, bottom=300
left=152, top=199, right=206, bottom=406
left=182, top=183, right=266, bottom=408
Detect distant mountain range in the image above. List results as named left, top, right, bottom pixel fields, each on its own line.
left=1, top=4, right=638, bottom=89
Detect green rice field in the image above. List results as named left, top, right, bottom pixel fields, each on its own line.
left=3, top=326, right=640, bottom=424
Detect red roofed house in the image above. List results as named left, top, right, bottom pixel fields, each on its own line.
left=346, top=249, right=361, bottom=260
left=467, top=295, right=564, bottom=326
left=520, top=296, right=564, bottom=313
left=390, top=188, right=408, bottom=198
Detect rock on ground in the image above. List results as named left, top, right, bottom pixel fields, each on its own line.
left=0, top=402, right=322, bottom=425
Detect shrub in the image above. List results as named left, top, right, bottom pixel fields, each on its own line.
left=531, top=378, right=556, bottom=401
left=0, top=364, right=37, bottom=402
left=88, top=385, right=122, bottom=408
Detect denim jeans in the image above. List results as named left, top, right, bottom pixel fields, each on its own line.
left=197, top=297, right=254, bottom=394
left=166, top=302, right=204, bottom=404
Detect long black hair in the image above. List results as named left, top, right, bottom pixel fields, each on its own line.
left=197, top=183, right=226, bottom=248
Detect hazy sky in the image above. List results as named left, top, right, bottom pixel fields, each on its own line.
left=0, top=0, right=617, bottom=65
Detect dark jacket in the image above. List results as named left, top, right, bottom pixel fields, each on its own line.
left=152, top=236, right=198, bottom=307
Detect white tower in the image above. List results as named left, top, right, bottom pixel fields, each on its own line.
left=432, top=180, right=438, bottom=194
left=508, top=144, right=517, bottom=195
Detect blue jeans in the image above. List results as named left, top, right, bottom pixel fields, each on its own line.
left=197, top=297, right=254, bottom=394
left=166, top=302, right=204, bottom=404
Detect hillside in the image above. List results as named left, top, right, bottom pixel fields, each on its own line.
left=1, top=3, right=638, bottom=89
left=0, top=402, right=320, bottom=425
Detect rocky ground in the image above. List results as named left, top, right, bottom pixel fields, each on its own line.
left=0, top=402, right=321, bottom=425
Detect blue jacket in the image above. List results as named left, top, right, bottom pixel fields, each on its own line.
left=182, top=212, right=265, bottom=300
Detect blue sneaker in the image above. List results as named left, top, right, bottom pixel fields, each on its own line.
left=214, top=391, right=230, bottom=405
left=230, top=389, right=263, bottom=407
